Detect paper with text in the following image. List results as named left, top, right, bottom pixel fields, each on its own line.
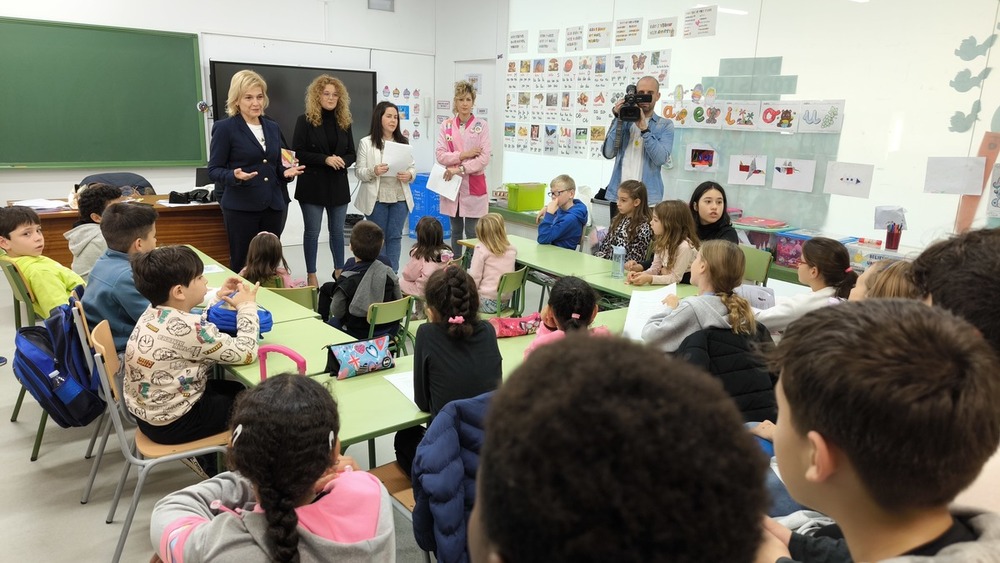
left=622, top=285, right=675, bottom=340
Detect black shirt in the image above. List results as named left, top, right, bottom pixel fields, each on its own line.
left=413, top=320, right=502, bottom=417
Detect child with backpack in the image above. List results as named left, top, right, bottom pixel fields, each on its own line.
left=151, top=374, right=395, bottom=563
left=239, top=231, right=305, bottom=288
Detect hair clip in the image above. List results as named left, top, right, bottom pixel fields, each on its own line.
left=570, top=313, right=581, bottom=319
left=329, top=430, right=335, bottom=451
left=844, top=267, right=853, bottom=273
left=232, top=423, right=243, bottom=447
left=448, top=315, right=465, bottom=324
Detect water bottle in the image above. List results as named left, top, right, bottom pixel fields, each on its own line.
left=48, top=371, right=66, bottom=389
left=611, top=245, right=626, bottom=279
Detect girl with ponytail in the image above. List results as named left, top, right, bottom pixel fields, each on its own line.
left=642, top=240, right=759, bottom=352
left=756, top=237, right=857, bottom=334
left=393, top=265, right=502, bottom=476
left=151, top=374, right=395, bottom=563
left=523, top=276, right=610, bottom=358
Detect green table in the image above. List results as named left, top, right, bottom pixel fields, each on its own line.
left=768, top=264, right=802, bottom=285
left=226, top=317, right=354, bottom=384
left=462, top=234, right=612, bottom=277
left=578, top=272, right=699, bottom=300
left=191, top=246, right=322, bottom=323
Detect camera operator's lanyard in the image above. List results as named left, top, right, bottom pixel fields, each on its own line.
left=621, top=122, right=644, bottom=182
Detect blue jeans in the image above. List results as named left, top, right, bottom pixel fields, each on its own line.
left=744, top=422, right=806, bottom=517
left=367, top=201, right=408, bottom=271
left=301, top=202, right=348, bottom=273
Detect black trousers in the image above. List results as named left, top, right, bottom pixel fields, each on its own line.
left=393, top=425, right=427, bottom=478
left=137, top=379, right=245, bottom=445
left=222, top=206, right=285, bottom=273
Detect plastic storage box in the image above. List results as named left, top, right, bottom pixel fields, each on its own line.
left=775, top=229, right=858, bottom=267
left=506, top=182, right=546, bottom=212
left=408, top=173, right=452, bottom=239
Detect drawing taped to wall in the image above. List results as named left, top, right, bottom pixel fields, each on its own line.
left=772, top=158, right=817, bottom=193
left=685, top=143, right=717, bottom=172
left=823, top=162, right=874, bottom=198
left=728, top=155, right=767, bottom=186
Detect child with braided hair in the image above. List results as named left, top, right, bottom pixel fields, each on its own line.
left=523, top=276, right=610, bottom=358
left=642, top=240, right=762, bottom=353
left=150, top=374, right=395, bottom=563
left=394, top=265, right=502, bottom=476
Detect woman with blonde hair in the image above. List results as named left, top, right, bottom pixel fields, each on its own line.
left=293, top=75, right=356, bottom=286
left=208, top=69, right=304, bottom=272
left=436, top=80, right=491, bottom=258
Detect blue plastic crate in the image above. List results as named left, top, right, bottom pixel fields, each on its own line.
left=408, top=173, right=452, bottom=239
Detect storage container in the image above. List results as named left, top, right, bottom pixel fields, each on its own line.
left=408, top=173, right=452, bottom=239
left=505, top=182, right=546, bottom=212
left=774, top=229, right=858, bottom=267
left=846, top=243, right=921, bottom=272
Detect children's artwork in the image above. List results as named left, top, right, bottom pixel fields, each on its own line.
left=683, top=5, right=717, bottom=39
left=728, top=155, right=767, bottom=186
left=647, top=17, right=677, bottom=39
left=923, top=156, right=986, bottom=195
left=721, top=101, right=761, bottom=130
left=823, top=162, right=874, bottom=198
left=397, top=105, right=410, bottom=120
left=757, top=102, right=801, bottom=133
left=989, top=163, right=1000, bottom=218
left=771, top=158, right=817, bottom=193
left=797, top=100, right=846, bottom=134
left=685, top=143, right=718, bottom=172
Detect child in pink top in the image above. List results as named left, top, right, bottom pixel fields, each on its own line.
left=150, top=374, right=394, bottom=563
left=468, top=213, right=517, bottom=313
left=239, top=231, right=306, bottom=288
left=400, top=217, right=453, bottom=319
left=524, top=276, right=610, bottom=358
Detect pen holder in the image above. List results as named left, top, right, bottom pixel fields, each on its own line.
left=885, top=227, right=901, bottom=251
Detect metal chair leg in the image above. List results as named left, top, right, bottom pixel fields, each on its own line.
left=85, top=410, right=107, bottom=459
left=111, top=465, right=150, bottom=563
left=11, top=385, right=26, bottom=422
left=368, top=439, right=376, bottom=468
left=107, top=441, right=136, bottom=523
left=82, top=414, right=113, bottom=504
left=30, top=412, right=47, bottom=461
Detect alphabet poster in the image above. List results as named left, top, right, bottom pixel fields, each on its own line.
left=989, top=163, right=1000, bottom=218
left=823, top=162, right=874, bottom=198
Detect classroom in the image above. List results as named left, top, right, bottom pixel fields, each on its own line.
left=2, top=0, right=1000, bottom=561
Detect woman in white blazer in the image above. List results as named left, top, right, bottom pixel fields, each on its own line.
left=355, top=101, right=416, bottom=271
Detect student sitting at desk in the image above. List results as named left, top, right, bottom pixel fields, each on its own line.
left=523, top=276, right=609, bottom=358
left=0, top=206, right=84, bottom=318
left=64, top=183, right=124, bottom=281
left=535, top=174, right=588, bottom=250
left=395, top=266, right=502, bottom=477
left=83, top=202, right=158, bottom=352
left=592, top=180, right=653, bottom=264
left=626, top=200, right=699, bottom=286
left=469, top=213, right=517, bottom=314
left=328, top=221, right=402, bottom=339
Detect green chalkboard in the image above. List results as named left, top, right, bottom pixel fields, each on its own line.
left=0, top=18, right=206, bottom=169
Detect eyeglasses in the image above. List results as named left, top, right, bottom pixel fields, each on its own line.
left=549, top=189, right=571, bottom=197
left=321, top=92, right=339, bottom=98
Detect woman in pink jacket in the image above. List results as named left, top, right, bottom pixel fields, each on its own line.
left=436, top=80, right=491, bottom=258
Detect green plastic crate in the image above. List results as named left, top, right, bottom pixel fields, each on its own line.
left=506, top=182, right=546, bottom=212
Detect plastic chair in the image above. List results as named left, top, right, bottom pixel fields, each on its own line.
left=90, top=320, right=229, bottom=563
left=1, top=259, right=51, bottom=460
left=485, top=267, right=528, bottom=318
left=367, top=295, right=415, bottom=357
left=740, top=245, right=773, bottom=286
left=270, top=286, right=319, bottom=312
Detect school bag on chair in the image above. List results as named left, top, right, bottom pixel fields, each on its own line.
left=11, top=288, right=105, bottom=427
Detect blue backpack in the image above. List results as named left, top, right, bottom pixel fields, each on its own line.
left=11, top=289, right=105, bottom=428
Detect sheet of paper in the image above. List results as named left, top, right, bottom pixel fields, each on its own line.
left=772, top=158, right=817, bottom=193
left=203, top=264, right=225, bottom=274
left=156, top=201, right=205, bottom=207
left=727, top=154, right=767, bottom=186
left=381, top=141, right=413, bottom=176
left=383, top=371, right=417, bottom=407
left=12, top=198, right=68, bottom=209
left=923, top=156, right=986, bottom=195
left=427, top=162, right=462, bottom=201
left=622, top=285, right=675, bottom=341
left=823, top=161, right=874, bottom=198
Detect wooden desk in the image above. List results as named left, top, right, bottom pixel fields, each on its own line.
left=11, top=195, right=228, bottom=268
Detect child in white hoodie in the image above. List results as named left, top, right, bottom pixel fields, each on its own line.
left=150, top=374, right=395, bottom=563
left=642, top=240, right=759, bottom=352
left=755, top=237, right=858, bottom=334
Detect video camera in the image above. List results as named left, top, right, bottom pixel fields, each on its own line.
left=618, top=84, right=652, bottom=122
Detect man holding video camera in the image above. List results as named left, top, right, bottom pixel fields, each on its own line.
left=600, top=75, right=673, bottom=207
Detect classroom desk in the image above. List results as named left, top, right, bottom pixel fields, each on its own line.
left=579, top=273, right=699, bottom=300
left=192, top=246, right=321, bottom=323
left=10, top=195, right=228, bottom=268
left=461, top=234, right=612, bottom=277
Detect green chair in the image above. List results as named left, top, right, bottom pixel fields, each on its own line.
left=1, top=259, right=50, bottom=461
left=486, top=266, right=528, bottom=318
left=270, top=286, right=319, bottom=312
left=740, top=245, right=773, bottom=286
left=367, top=295, right=415, bottom=357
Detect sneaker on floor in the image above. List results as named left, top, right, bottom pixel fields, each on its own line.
left=180, top=457, right=210, bottom=480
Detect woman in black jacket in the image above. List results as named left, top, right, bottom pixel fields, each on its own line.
left=292, top=75, right=356, bottom=287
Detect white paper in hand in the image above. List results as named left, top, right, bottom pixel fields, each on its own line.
left=428, top=162, right=462, bottom=201
left=382, top=141, right=413, bottom=176
left=622, top=285, right=675, bottom=340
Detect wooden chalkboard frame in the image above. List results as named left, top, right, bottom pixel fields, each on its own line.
left=0, top=17, right=206, bottom=169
